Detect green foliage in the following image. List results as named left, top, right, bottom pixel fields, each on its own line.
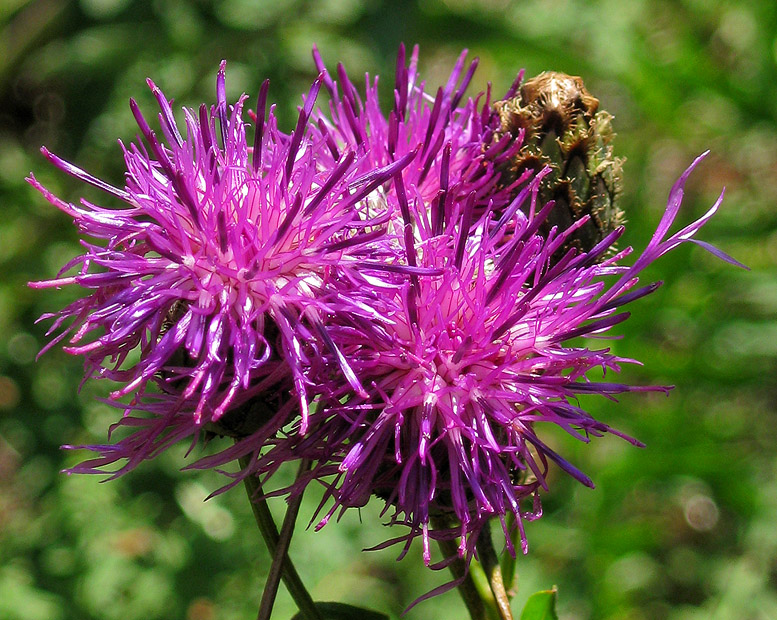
left=1, top=1, right=775, bottom=619
left=520, top=588, right=559, bottom=620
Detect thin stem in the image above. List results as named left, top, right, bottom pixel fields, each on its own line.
left=257, top=459, right=311, bottom=620
left=475, top=523, right=514, bottom=620
left=469, top=562, right=503, bottom=620
left=239, top=455, right=322, bottom=620
left=433, top=516, right=504, bottom=620
left=437, top=536, right=487, bottom=620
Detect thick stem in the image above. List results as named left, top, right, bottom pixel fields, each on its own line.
left=239, top=455, right=322, bottom=620
left=475, top=523, right=514, bottom=620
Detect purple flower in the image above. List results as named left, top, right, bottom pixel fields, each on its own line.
left=29, top=62, right=412, bottom=476
left=251, top=47, right=744, bottom=573
left=277, top=154, right=740, bottom=571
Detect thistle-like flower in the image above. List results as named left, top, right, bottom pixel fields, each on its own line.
left=30, top=62, right=414, bottom=475
left=274, top=154, right=741, bottom=572
left=252, top=48, right=743, bottom=576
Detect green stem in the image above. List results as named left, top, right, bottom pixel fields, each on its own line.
left=437, top=536, right=488, bottom=620
left=499, top=511, right=518, bottom=599
left=434, top=516, right=504, bottom=620
left=239, top=455, right=322, bottom=620
left=256, top=460, right=311, bottom=620
left=475, top=523, right=514, bottom=620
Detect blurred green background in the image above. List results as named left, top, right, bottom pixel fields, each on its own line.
left=1, top=0, right=775, bottom=618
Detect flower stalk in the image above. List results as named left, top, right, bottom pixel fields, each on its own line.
left=476, top=525, right=514, bottom=620
left=500, top=511, right=519, bottom=598
left=436, top=535, right=490, bottom=620
left=239, top=455, right=321, bottom=620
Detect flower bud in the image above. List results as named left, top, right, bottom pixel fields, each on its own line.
left=494, top=72, right=625, bottom=254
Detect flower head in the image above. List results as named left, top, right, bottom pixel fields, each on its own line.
left=30, top=62, right=413, bottom=475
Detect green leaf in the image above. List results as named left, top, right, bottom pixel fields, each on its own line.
left=519, top=587, right=559, bottom=620
left=291, top=601, right=389, bottom=620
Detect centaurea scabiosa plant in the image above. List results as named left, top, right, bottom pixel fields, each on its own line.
left=271, top=151, right=741, bottom=548
left=30, top=44, right=744, bottom=620
left=29, top=62, right=414, bottom=620
left=30, top=58, right=443, bottom=619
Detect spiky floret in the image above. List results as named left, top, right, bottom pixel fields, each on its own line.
left=29, top=62, right=416, bottom=475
